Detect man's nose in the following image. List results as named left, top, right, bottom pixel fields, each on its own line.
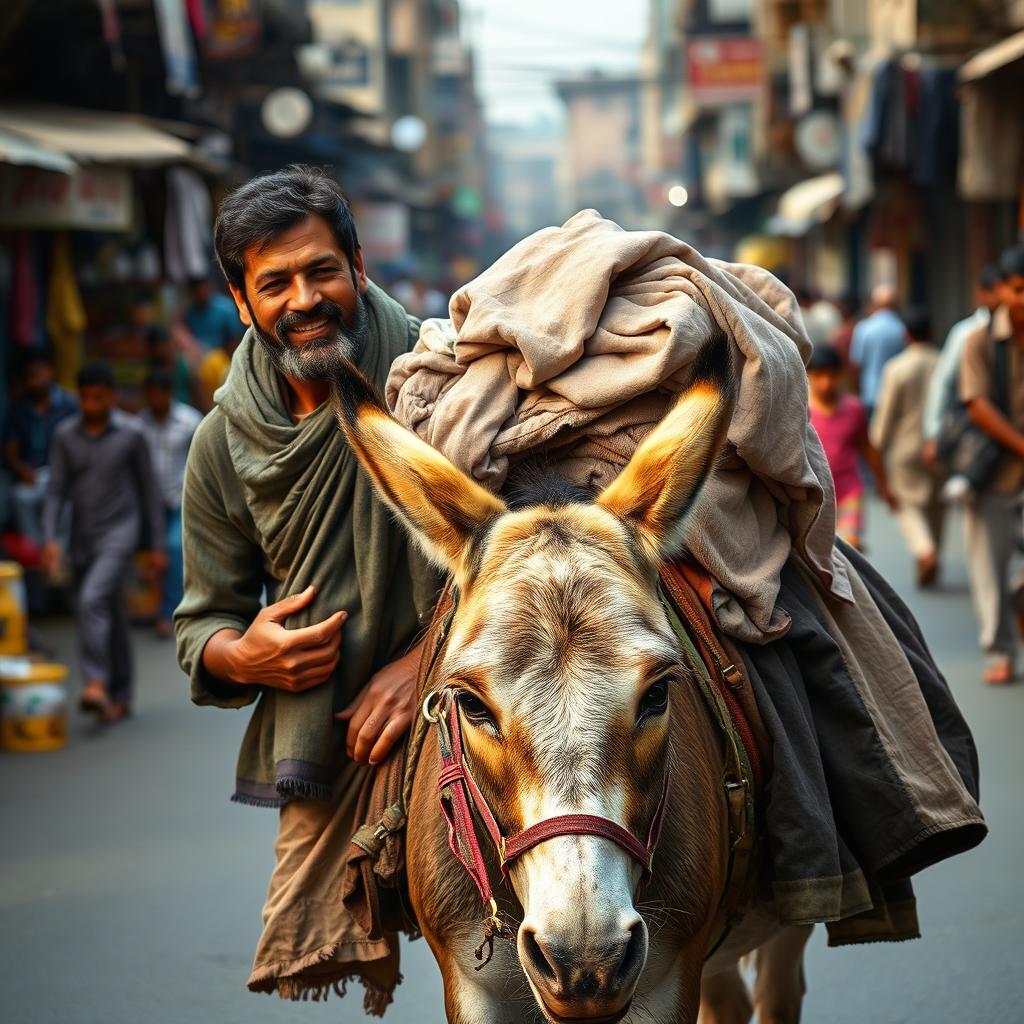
left=288, top=276, right=322, bottom=311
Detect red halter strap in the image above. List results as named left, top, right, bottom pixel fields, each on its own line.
left=430, top=690, right=670, bottom=933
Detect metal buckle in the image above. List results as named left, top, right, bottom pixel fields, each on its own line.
left=422, top=689, right=443, bottom=723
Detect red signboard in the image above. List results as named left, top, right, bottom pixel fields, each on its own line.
left=686, top=37, right=763, bottom=106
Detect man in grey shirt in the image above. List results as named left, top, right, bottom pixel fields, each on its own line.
left=41, top=362, right=166, bottom=722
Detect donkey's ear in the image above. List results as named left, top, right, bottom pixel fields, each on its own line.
left=332, top=362, right=506, bottom=574
left=596, top=333, right=735, bottom=564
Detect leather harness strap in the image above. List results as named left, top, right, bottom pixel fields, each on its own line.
left=431, top=690, right=669, bottom=906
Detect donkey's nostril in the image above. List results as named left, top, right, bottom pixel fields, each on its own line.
left=521, top=926, right=560, bottom=986
left=614, top=919, right=647, bottom=988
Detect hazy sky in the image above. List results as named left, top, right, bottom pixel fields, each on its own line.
left=466, top=1, right=647, bottom=126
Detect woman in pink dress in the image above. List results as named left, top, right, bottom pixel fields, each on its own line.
left=807, top=346, right=894, bottom=548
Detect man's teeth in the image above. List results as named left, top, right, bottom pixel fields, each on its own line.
left=292, top=319, right=328, bottom=334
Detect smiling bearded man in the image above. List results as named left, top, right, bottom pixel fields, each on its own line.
left=174, top=165, right=439, bottom=1003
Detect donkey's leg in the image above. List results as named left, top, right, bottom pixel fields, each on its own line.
left=698, top=963, right=753, bottom=1024
left=749, top=924, right=813, bottom=1024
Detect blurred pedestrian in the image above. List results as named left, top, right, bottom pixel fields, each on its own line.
left=800, top=287, right=843, bottom=349
left=184, top=274, right=242, bottom=353
left=196, top=332, right=240, bottom=411
left=3, top=349, right=78, bottom=546
left=139, top=368, right=201, bottom=638
left=850, top=284, right=906, bottom=421
left=921, top=264, right=1002, bottom=468
left=829, top=291, right=860, bottom=373
left=808, top=345, right=893, bottom=549
left=870, top=308, right=944, bottom=586
left=959, top=245, right=1024, bottom=685
left=147, top=323, right=196, bottom=406
left=40, top=362, right=166, bottom=722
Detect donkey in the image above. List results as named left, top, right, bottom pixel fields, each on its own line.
left=333, top=341, right=812, bottom=1024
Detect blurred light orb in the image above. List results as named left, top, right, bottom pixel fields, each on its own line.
left=668, top=185, right=689, bottom=207
left=261, top=88, right=313, bottom=139
left=391, top=115, right=428, bottom=153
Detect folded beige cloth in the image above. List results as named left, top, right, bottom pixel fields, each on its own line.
left=387, top=210, right=850, bottom=641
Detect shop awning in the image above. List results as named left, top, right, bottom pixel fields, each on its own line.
left=0, top=126, right=76, bottom=174
left=959, top=31, right=1024, bottom=83
left=767, top=172, right=844, bottom=237
left=0, top=104, right=194, bottom=167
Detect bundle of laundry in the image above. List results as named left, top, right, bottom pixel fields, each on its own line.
left=388, top=209, right=844, bottom=644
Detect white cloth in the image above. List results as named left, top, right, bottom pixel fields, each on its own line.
left=388, top=210, right=849, bottom=643
left=139, top=402, right=202, bottom=509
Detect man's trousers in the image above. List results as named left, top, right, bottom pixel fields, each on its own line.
left=74, top=546, right=134, bottom=703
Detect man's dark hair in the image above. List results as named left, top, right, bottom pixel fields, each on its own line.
left=807, top=345, right=842, bottom=372
left=143, top=367, right=174, bottom=391
left=213, top=164, right=360, bottom=292
left=903, top=306, right=931, bottom=342
left=18, top=346, right=53, bottom=372
left=77, top=361, right=115, bottom=389
left=998, top=244, right=1024, bottom=280
left=979, top=264, right=1001, bottom=291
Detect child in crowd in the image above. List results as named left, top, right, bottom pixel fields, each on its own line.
left=807, top=345, right=894, bottom=549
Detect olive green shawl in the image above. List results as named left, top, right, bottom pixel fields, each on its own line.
left=175, top=283, right=439, bottom=805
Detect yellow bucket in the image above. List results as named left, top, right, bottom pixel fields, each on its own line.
left=0, top=562, right=28, bottom=656
left=0, top=659, right=69, bottom=752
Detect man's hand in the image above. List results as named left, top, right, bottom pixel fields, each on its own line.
left=39, top=541, right=61, bottom=577
left=921, top=438, right=940, bottom=471
left=336, top=641, right=424, bottom=766
left=208, top=585, right=347, bottom=692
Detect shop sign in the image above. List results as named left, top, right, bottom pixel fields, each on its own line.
left=0, top=165, right=131, bottom=231
left=308, top=0, right=385, bottom=115
left=686, top=37, right=763, bottom=106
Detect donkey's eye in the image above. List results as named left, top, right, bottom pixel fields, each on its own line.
left=459, top=691, right=498, bottom=732
left=637, top=678, right=670, bottom=723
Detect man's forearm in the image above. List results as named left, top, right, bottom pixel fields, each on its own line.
left=968, top=397, right=1024, bottom=459
left=201, top=627, right=244, bottom=683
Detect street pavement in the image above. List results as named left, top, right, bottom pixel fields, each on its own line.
left=2, top=501, right=1021, bottom=1023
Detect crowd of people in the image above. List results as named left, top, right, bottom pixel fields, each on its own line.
left=807, top=244, right=1024, bottom=685
left=0, top=274, right=234, bottom=722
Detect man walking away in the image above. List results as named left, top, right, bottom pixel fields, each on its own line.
left=850, top=284, right=906, bottom=420
left=139, top=368, right=202, bottom=638
left=960, top=245, right=1024, bottom=685
left=922, top=264, right=1002, bottom=470
left=3, top=350, right=77, bottom=546
left=870, top=308, right=944, bottom=586
left=40, top=362, right=166, bottom=721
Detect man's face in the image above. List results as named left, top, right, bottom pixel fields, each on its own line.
left=229, top=215, right=370, bottom=382
left=999, top=274, right=1024, bottom=329
left=79, top=385, right=114, bottom=424
left=808, top=368, right=840, bottom=404
left=25, top=361, right=53, bottom=401
left=144, top=384, right=172, bottom=419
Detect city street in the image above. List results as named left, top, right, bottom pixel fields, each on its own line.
left=1, top=501, right=1020, bottom=1024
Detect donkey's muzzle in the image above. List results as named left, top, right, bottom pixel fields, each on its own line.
left=520, top=918, right=646, bottom=1022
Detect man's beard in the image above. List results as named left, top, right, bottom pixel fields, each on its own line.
left=249, top=294, right=370, bottom=382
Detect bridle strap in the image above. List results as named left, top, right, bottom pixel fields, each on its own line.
left=432, top=690, right=669, bottom=911
left=502, top=814, right=654, bottom=877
